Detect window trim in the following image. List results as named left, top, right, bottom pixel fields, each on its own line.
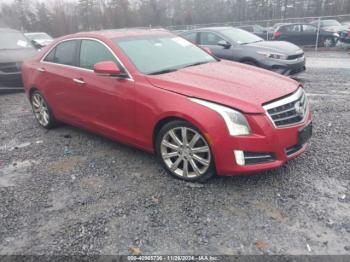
left=40, top=37, right=133, bottom=81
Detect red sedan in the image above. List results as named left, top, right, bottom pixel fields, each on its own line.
left=22, top=29, right=312, bottom=182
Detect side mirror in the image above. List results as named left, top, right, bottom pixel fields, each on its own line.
left=94, top=61, right=125, bottom=77
left=217, top=40, right=232, bottom=49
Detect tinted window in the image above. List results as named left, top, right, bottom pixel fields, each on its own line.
left=182, top=32, right=197, bottom=44
left=303, top=25, right=317, bottom=32
left=54, top=40, right=78, bottom=66
left=200, top=32, right=225, bottom=45
left=285, top=25, right=302, bottom=32
left=79, top=40, right=119, bottom=70
left=44, top=48, right=55, bottom=62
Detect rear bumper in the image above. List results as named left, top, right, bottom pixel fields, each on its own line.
left=260, top=57, right=306, bottom=76
left=211, top=111, right=312, bottom=176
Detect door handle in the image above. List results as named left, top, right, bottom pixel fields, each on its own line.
left=37, top=68, right=46, bottom=72
left=73, top=78, right=85, bottom=85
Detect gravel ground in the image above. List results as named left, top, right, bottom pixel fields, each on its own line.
left=0, top=51, right=349, bottom=256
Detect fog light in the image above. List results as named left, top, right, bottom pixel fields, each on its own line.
left=234, top=150, right=245, bottom=166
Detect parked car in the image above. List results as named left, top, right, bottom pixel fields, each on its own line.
left=339, top=29, right=350, bottom=46
left=0, top=28, right=37, bottom=91
left=22, top=29, right=312, bottom=182
left=238, top=24, right=271, bottom=40
left=25, top=32, right=53, bottom=49
left=181, top=27, right=306, bottom=76
left=273, top=23, right=339, bottom=47
left=310, top=19, right=343, bottom=33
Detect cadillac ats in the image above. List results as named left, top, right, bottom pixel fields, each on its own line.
left=22, top=29, right=312, bottom=182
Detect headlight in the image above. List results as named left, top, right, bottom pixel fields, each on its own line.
left=190, top=98, right=251, bottom=136
left=257, top=51, right=288, bottom=60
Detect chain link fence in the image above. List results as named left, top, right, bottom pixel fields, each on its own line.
left=166, top=14, right=350, bottom=51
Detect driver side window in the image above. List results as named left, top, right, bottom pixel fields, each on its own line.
left=200, top=32, right=225, bottom=46
left=79, top=39, right=119, bottom=70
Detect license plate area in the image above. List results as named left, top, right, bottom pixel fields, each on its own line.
left=298, top=122, right=312, bottom=146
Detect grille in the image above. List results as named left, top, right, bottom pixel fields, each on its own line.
left=287, top=53, right=304, bottom=60
left=0, top=62, right=21, bottom=73
left=263, top=88, right=308, bottom=127
left=285, top=144, right=303, bottom=157
left=244, top=151, right=276, bottom=165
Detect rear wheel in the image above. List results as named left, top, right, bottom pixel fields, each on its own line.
left=30, top=90, right=57, bottom=129
left=156, top=120, right=215, bottom=182
left=322, top=37, right=335, bottom=48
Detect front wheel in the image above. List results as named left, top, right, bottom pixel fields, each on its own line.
left=156, top=120, right=215, bottom=182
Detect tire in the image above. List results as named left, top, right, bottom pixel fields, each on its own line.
left=156, top=120, right=215, bottom=182
left=30, top=90, right=58, bottom=129
left=322, top=37, right=335, bottom=48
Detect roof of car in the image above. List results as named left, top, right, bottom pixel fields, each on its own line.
left=62, top=28, right=171, bottom=40
left=186, top=27, right=238, bottom=32
left=25, top=32, right=49, bottom=35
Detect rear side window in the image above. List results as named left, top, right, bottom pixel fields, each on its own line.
left=285, top=25, right=302, bottom=32
left=54, top=40, right=79, bottom=66
left=79, top=40, right=119, bottom=70
left=200, top=32, right=225, bottom=45
left=303, top=25, right=317, bottom=32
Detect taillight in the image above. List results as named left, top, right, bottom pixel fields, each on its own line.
left=347, top=31, right=350, bottom=37
left=274, top=31, right=282, bottom=39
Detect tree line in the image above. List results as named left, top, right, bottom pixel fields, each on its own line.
left=0, top=0, right=349, bottom=37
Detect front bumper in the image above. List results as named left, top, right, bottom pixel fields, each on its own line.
left=260, top=56, right=306, bottom=76
left=211, top=110, right=312, bottom=176
left=0, top=72, right=24, bottom=90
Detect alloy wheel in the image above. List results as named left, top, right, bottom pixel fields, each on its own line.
left=324, top=38, right=334, bottom=48
left=31, top=93, right=50, bottom=127
left=160, top=127, right=211, bottom=178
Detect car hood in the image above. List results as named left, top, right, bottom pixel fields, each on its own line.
left=146, top=60, right=300, bottom=113
left=0, top=48, right=37, bottom=63
left=245, top=41, right=302, bottom=55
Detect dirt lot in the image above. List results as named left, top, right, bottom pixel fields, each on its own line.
left=0, top=51, right=349, bottom=256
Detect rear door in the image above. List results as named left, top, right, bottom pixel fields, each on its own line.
left=302, top=24, right=318, bottom=45
left=39, top=40, right=82, bottom=122
left=281, top=25, right=303, bottom=45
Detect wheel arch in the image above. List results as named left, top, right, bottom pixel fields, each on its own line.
left=152, top=113, right=211, bottom=151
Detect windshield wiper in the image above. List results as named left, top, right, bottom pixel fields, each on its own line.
left=148, top=68, right=178, bottom=75
left=182, top=61, right=210, bottom=69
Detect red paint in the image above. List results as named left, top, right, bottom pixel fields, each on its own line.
left=22, top=30, right=311, bottom=176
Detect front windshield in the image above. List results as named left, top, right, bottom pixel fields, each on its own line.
left=0, top=32, right=33, bottom=49
left=114, top=35, right=216, bottom=75
left=26, top=33, right=52, bottom=41
left=323, top=20, right=341, bottom=27
left=220, top=28, right=263, bottom=45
